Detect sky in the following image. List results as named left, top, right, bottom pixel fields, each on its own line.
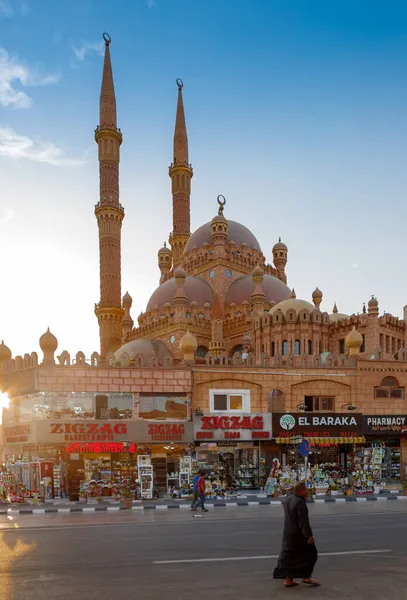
left=1, top=0, right=407, bottom=359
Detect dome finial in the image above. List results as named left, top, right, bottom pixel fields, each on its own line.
left=180, top=329, right=198, bottom=362
left=346, top=326, right=363, bottom=355
left=0, top=340, right=12, bottom=363
left=333, top=302, right=338, bottom=314
left=290, top=288, right=296, bottom=299
left=217, top=194, right=226, bottom=216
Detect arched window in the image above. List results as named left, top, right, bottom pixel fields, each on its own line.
left=268, top=389, right=284, bottom=412
left=294, top=340, right=300, bottom=355
left=271, top=341, right=275, bottom=357
left=282, top=340, right=289, bottom=356
left=195, top=346, right=209, bottom=358
left=374, top=376, right=404, bottom=400
left=308, top=340, right=312, bottom=355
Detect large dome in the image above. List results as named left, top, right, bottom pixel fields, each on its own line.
left=184, top=220, right=262, bottom=253
left=269, top=298, right=316, bottom=317
left=146, top=275, right=213, bottom=312
left=115, top=339, right=172, bottom=365
left=226, top=274, right=291, bottom=305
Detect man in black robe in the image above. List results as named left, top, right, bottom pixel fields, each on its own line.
left=273, top=481, right=320, bottom=588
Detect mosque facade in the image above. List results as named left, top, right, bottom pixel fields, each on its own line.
left=1, top=36, right=407, bottom=496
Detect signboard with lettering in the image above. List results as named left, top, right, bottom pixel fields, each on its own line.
left=363, top=415, right=407, bottom=435
left=66, top=442, right=137, bottom=454
left=147, top=423, right=185, bottom=442
left=4, top=424, right=31, bottom=444
left=272, top=413, right=363, bottom=440
left=193, top=414, right=272, bottom=442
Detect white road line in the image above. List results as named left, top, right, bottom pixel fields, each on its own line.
left=153, top=549, right=392, bottom=565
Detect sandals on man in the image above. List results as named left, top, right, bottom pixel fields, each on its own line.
left=284, top=581, right=298, bottom=588
left=302, top=578, right=321, bottom=586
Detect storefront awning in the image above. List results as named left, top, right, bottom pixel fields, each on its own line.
left=275, top=436, right=365, bottom=446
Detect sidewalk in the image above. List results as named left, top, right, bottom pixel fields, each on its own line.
left=2, top=490, right=406, bottom=515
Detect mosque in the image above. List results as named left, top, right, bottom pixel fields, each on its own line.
left=92, top=34, right=406, bottom=367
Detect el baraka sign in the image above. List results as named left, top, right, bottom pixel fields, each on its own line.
left=273, top=413, right=363, bottom=439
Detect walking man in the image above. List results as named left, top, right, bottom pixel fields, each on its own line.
left=273, top=481, right=319, bottom=588
left=190, top=471, right=200, bottom=510
left=192, top=469, right=208, bottom=512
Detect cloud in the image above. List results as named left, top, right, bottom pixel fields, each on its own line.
left=0, top=48, right=59, bottom=108
left=0, top=206, right=15, bottom=224
left=0, top=0, right=30, bottom=17
left=0, top=127, right=84, bottom=167
left=72, top=40, right=104, bottom=62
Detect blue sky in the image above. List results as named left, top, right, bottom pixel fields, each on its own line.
left=1, top=0, right=407, bottom=357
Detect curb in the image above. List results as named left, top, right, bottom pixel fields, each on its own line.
left=2, top=495, right=407, bottom=515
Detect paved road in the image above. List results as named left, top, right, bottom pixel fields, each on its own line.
left=0, top=502, right=406, bottom=599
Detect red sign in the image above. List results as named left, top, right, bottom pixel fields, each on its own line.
left=66, top=442, right=136, bottom=454
left=50, top=422, right=127, bottom=442
left=194, top=414, right=272, bottom=442
left=148, top=423, right=185, bottom=441
left=201, top=415, right=264, bottom=430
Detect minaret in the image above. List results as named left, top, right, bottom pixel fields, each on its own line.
left=94, top=33, right=124, bottom=357
left=169, top=79, right=193, bottom=267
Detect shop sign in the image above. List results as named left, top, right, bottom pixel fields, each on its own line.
left=194, top=413, right=272, bottom=441
left=4, top=424, right=31, bottom=444
left=49, top=422, right=128, bottom=442
left=66, top=442, right=137, bottom=454
left=363, top=415, right=407, bottom=435
left=148, top=423, right=185, bottom=442
left=272, top=413, right=363, bottom=439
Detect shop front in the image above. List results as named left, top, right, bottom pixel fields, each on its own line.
left=272, top=412, right=364, bottom=492
left=193, top=413, right=272, bottom=491
left=361, top=415, right=407, bottom=484
left=2, top=419, right=193, bottom=501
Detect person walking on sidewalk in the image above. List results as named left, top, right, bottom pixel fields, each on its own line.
left=191, top=470, right=208, bottom=512
left=273, top=481, right=320, bottom=588
left=190, top=472, right=200, bottom=510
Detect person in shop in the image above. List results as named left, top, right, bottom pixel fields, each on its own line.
left=273, top=481, right=320, bottom=588
left=191, top=470, right=208, bottom=512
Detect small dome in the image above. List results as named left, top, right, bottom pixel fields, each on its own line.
left=184, top=220, right=262, bottom=254
left=226, top=274, right=290, bottom=306
left=115, top=339, right=172, bottom=365
left=158, top=242, right=171, bottom=255
left=0, top=340, right=11, bottom=361
left=345, top=327, right=363, bottom=353
left=273, top=238, right=287, bottom=251
left=39, top=328, right=58, bottom=353
left=174, top=266, right=187, bottom=279
left=269, top=298, right=316, bottom=317
left=329, top=303, right=349, bottom=323
left=180, top=330, right=198, bottom=356
left=368, top=296, right=378, bottom=308
left=211, top=212, right=227, bottom=224
left=312, top=287, right=323, bottom=300
left=146, top=275, right=213, bottom=312
left=122, top=291, right=132, bottom=305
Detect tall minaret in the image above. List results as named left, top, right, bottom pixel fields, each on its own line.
left=169, top=79, right=193, bottom=268
left=94, top=33, right=124, bottom=357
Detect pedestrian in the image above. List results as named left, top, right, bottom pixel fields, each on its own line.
left=273, top=481, right=320, bottom=588
left=192, top=469, right=208, bottom=512
left=190, top=471, right=200, bottom=510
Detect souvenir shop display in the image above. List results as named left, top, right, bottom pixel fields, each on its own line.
left=138, top=455, right=153, bottom=499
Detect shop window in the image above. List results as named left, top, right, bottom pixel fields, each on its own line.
left=374, top=377, right=404, bottom=400
left=282, top=340, right=289, bottom=356
left=304, top=396, right=334, bottom=412
left=139, top=394, right=188, bottom=420
left=294, top=340, right=300, bottom=355
left=210, top=389, right=250, bottom=413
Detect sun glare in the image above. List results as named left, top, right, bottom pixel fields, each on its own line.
left=0, top=393, right=10, bottom=424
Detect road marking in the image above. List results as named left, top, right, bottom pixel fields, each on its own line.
left=153, top=549, right=392, bottom=565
